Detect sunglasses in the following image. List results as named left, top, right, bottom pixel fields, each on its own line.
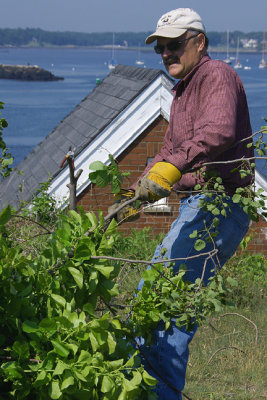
left=154, top=33, right=199, bottom=54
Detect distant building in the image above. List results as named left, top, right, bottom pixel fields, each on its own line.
left=241, top=38, right=258, bottom=48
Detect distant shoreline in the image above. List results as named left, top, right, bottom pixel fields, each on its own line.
left=0, top=44, right=261, bottom=54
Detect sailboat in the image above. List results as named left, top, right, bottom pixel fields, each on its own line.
left=136, top=45, right=145, bottom=66
left=108, top=33, right=117, bottom=70
left=223, top=30, right=232, bottom=64
left=234, top=37, right=242, bottom=69
left=259, top=32, right=267, bottom=69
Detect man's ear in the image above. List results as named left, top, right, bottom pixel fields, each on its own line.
left=197, top=33, right=206, bottom=51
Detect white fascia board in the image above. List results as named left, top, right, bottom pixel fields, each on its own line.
left=255, top=170, right=267, bottom=218
left=49, top=75, right=173, bottom=206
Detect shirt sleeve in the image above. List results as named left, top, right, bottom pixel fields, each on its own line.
left=166, top=66, right=240, bottom=172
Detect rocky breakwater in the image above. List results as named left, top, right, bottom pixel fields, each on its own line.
left=0, top=64, right=64, bottom=81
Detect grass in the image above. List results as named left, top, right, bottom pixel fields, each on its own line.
left=184, top=305, right=267, bottom=399
left=112, top=229, right=267, bottom=400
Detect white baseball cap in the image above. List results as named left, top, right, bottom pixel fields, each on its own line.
left=146, top=8, right=206, bottom=44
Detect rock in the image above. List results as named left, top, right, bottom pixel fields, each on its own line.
left=0, top=64, right=64, bottom=81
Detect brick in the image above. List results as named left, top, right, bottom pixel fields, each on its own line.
left=76, top=116, right=267, bottom=256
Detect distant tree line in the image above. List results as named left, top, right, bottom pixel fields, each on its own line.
left=0, top=28, right=264, bottom=50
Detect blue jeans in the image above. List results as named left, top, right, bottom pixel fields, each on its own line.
left=137, top=193, right=250, bottom=399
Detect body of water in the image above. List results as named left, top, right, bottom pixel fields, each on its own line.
left=0, top=47, right=267, bottom=176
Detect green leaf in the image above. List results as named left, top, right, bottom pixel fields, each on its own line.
left=51, top=340, right=70, bottom=358
left=99, top=280, right=119, bottom=299
left=189, top=230, right=198, bottom=239
left=130, top=371, right=142, bottom=387
left=56, top=222, right=71, bottom=242
left=61, top=370, right=75, bottom=390
left=226, top=276, right=238, bottom=287
left=108, top=358, right=124, bottom=371
left=211, top=298, right=222, bottom=312
left=118, top=388, right=127, bottom=400
left=107, top=332, right=116, bottom=354
left=51, top=294, right=66, bottom=308
left=77, top=350, right=91, bottom=363
left=39, top=318, right=57, bottom=332
left=68, top=267, right=83, bottom=289
left=49, top=380, right=62, bottom=400
left=104, top=217, right=117, bottom=237
left=53, top=360, right=68, bottom=376
left=111, top=176, right=121, bottom=194
left=22, top=320, right=39, bottom=333
left=74, top=237, right=94, bottom=259
left=94, top=265, right=114, bottom=279
left=0, top=205, right=11, bottom=225
left=33, top=370, right=48, bottom=387
left=2, top=361, right=23, bottom=379
left=89, top=332, right=99, bottom=352
left=89, top=161, right=107, bottom=171
left=194, top=239, right=206, bottom=251
left=12, top=340, right=30, bottom=359
left=142, top=370, right=158, bottom=386
left=101, top=375, right=114, bottom=393
left=83, top=302, right=96, bottom=316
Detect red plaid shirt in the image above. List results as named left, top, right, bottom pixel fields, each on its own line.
left=133, top=55, right=254, bottom=194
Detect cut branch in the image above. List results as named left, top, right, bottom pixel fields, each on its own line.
left=65, top=155, right=83, bottom=211
left=220, top=312, right=258, bottom=345
left=207, top=346, right=246, bottom=364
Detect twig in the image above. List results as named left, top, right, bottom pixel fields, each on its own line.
left=90, top=250, right=218, bottom=266
left=11, top=214, right=52, bottom=234
left=220, top=312, right=258, bottom=345
left=0, top=355, right=41, bottom=363
left=14, top=231, right=51, bottom=244
left=66, top=155, right=83, bottom=211
left=207, top=346, right=246, bottom=365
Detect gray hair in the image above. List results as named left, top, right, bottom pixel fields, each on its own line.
left=188, top=29, right=209, bottom=49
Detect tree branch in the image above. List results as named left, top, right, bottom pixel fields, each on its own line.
left=207, top=346, right=246, bottom=365
left=220, top=312, right=258, bottom=345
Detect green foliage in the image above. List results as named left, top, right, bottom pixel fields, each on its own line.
left=222, top=250, right=267, bottom=308
left=20, top=179, right=58, bottom=225
left=111, top=227, right=165, bottom=261
left=0, top=28, right=265, bottom=50
left=89, top=154, right=130, bottom=194
left=0, top=101, right=13, bottom=179
left=131, top=265, right=236, bottom=341
left=0, top=208, right=159, bottom=399
left=0, top=205, right=237, bottom=399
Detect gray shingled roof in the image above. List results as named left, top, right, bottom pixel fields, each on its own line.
left=0, top=65, right=168, bottom=210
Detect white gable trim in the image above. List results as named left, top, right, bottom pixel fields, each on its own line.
left=255, top=170, right=267, bottom=217
left=49, top=74, right=174, bottom=206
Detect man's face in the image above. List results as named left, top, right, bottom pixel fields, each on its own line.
left=157, top=32, right=205, bottom=79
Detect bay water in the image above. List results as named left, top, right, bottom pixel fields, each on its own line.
left=0, top=47, right=266, bottom=176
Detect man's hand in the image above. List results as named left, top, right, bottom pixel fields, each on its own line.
left=136, top=162, right=182, bottom=202
left=108, top=190, right=139, bottom=223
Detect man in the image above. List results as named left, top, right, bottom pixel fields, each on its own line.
left=116, top=8, right=254, bottom=399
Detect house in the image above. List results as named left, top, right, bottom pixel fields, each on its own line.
left=0, top=64, right=266, bottom=255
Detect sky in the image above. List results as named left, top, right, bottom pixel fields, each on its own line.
left=1, top=0, right=267, bottom=34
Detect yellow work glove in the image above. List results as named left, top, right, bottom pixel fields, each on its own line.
left=108, top=189, right=139, bottom=223
left=136, top=162, right=182, bottom=202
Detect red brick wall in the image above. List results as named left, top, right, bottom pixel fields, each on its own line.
left=77, top=116, right=180, bottom=235
left=245, top=218, right=267, bottom=257
left=77, top=116, right=267, bottom=255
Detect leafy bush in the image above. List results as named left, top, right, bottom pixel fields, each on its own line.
left=0, top=205, right=237, bottom=399
left=0, top=101, right=13, bottom=179
left=222, top=251, right=267, bottom=308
